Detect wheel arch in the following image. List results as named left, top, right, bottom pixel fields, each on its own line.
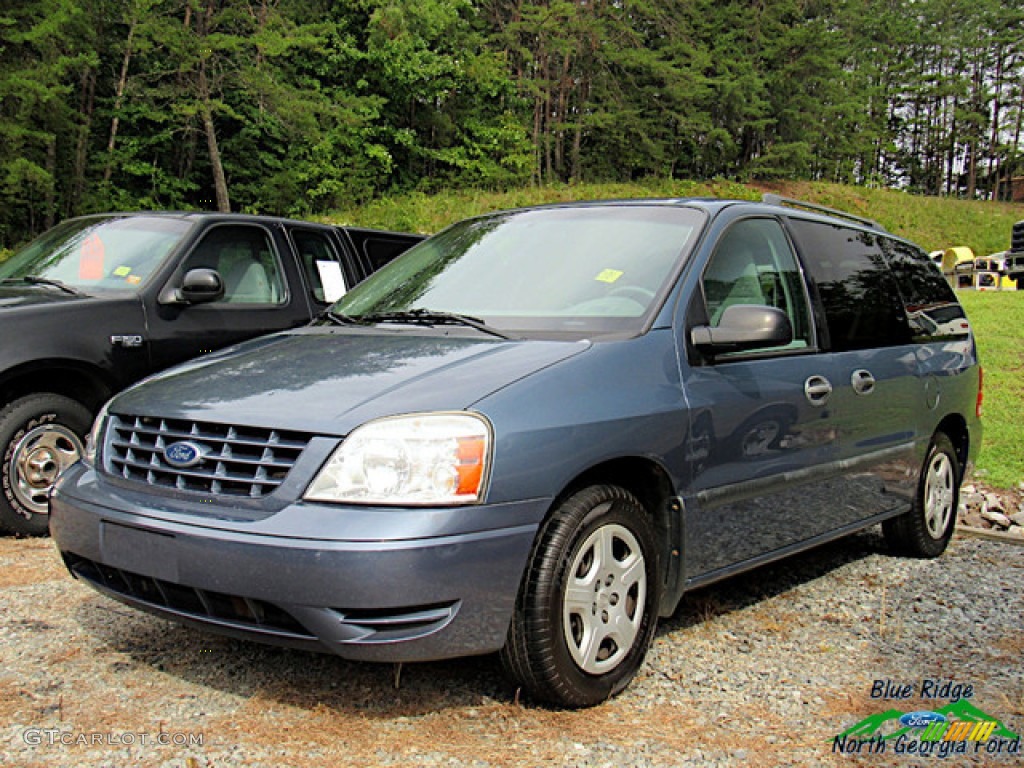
left=548, top=456, right=684, bottom=618
left=0, top=360, right=116, bottom=415
left=934, top=413, right=969, bottom=480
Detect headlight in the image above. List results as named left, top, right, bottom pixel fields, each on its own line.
left=83, top=400, right=112, bottom=466
left=304, top=412, right=492, bottom=505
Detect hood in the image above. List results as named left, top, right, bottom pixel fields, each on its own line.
left=0, top=285, right=93, bottom=309
left=111, top=326, right=591, bottom=435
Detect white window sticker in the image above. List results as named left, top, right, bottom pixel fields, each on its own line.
left=316, top=260, right=347, bottom=302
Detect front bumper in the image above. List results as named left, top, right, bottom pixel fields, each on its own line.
left=50, top=464, right=545, bottom=662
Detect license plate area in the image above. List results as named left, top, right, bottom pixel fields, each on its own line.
left=99, top=522, right=179, bottom=582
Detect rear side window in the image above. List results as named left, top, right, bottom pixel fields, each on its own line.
left=701, top=218, right=814, bottom=353
left=787, top=219, right=911, bottom=351
left=879, top=239, right=970, bottom=340
left=291, top=228, right=349, bottom=304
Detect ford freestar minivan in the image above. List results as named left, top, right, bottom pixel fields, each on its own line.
left=51, top=196, right=982, bottom=708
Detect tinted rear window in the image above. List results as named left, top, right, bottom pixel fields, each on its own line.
left=786, top=218, right=911, bottom=351
left=879, top=238, right=970, bottom=340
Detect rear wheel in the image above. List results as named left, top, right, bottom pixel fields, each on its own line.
left=883, top=433, right=960, bottom=558
left=500, top=485, right=659, bottom=708
left=0, top=394, right=91, bottom=536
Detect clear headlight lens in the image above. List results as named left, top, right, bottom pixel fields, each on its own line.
left=83, top=400, right=111, bottom=466
left=304, top=412, right=492, bottom=505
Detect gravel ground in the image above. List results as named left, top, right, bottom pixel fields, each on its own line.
left=1, top=528, right=1022, bottom=768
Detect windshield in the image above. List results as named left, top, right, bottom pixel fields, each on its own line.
left=332, top=205, right=703, bottom=337
left=0, top=215, right=193, bottom=293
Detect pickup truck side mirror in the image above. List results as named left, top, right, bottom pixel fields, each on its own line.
left=160, top=268, right=225, bottom=305
left=690, top=305, right=793, bottom=353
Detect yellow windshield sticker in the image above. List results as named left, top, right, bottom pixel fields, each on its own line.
left=113, top=266, right=132, bottom=277
left=595, top=269, right=624, bottom=284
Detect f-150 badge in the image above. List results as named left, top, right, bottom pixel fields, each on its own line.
left=110, top=334, right=144, bottom=348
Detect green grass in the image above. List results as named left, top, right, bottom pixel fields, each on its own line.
left=326, top=179, right=1023, bottom=258
left=320, top=179, right=761, bottom=235
left=958, top=292, right=1024, bottom=489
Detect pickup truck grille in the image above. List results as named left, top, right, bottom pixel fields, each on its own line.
left=106, top=414, right=310, bottom=498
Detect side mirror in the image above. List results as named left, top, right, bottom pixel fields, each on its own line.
left=160, top=268, right=224, bottom=305
left=691, top=305, right=793, bottom=353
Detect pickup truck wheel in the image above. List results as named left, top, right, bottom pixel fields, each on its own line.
left=883, top=433, right=960, bottom=558
left=501, top=485, right=659, bottom=708
left=0, top=394, right=91, bottom=536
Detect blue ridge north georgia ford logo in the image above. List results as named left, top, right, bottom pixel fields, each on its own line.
left=163, top=441, right=206, bottom=469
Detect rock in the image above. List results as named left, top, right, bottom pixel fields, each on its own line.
left=960, top=510, right=986, bottom=528
left=1010, top=511, right=1024, bottom=528
left=984, top=493, right=1005, bottom=513
left=980, top=508, right=1013, bottom=530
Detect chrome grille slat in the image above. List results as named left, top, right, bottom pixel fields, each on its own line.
left=105, top=414, right=311, bottom=498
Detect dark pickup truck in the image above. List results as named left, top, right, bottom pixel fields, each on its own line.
left=0, top=211, right=423, bottom=534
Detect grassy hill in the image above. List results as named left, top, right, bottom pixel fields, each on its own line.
left=326, top=180, right=1023, bottom=258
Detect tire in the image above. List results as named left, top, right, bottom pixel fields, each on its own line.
left=883, top=433, right=960, bottom=558
left=0, top=394, right=92, bottom=536
left=500, top=485, right=660, bottom=708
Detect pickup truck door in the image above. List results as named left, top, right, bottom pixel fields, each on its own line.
left=145, top=222, right=314, bottom=373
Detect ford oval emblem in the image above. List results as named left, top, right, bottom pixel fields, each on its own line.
left=899, top=711, right=947, bottom=728
left=163, top=440, right=206, bottom=469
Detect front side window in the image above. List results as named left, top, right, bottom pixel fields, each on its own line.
left=787, top=219, right=911, bottom=351
left=332, top=205, right=704, bottom=338
left=181, top=225, right=286, bottom=305
left=701, top=218, right=814, bottom=354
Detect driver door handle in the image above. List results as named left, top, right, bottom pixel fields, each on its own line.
left=804, top=375, right=833, bottom=406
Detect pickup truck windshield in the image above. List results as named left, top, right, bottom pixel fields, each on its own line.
left=332, top=205, right=703, bottom=337
left=0, top=215, right=192, bottom=293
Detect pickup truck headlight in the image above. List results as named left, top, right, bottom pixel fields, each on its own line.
left=304, top=412, right=492, bottom=505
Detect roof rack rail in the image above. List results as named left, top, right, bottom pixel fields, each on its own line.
left=761, top=193, right=886, bottom=232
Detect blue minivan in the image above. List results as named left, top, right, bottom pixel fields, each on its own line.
left=50, top=196, right=982, bottom=707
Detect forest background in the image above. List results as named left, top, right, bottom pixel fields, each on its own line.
left=1, top=0, right=1023, bottom=249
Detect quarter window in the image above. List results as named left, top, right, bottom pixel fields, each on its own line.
left=878, top=239, right=970, bottom=340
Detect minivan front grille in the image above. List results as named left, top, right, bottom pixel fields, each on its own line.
left=64, top=553, right=314, bottom=639
left=106, top=414, right=310, bottom=498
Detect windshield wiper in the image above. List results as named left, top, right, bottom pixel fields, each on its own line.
left=359, top=308, right=514, bottom=340
left=318, top=309, right=367, bottom=327
left=1, top=276, right=84, bottom=296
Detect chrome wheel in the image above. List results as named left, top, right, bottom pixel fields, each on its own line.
left=562, top=522, right=646, bottom=675
left=923, top=450, right=955, bottom=539
left=882, top=432, right=960, bottom=558
left=10, top=424, right=84, bottom=515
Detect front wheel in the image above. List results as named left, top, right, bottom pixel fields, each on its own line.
left=500, top=485, right=660, bottom=708
left=883, top=433, right=960, bottom=558
left=0, top=394, right=92, bottom=536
